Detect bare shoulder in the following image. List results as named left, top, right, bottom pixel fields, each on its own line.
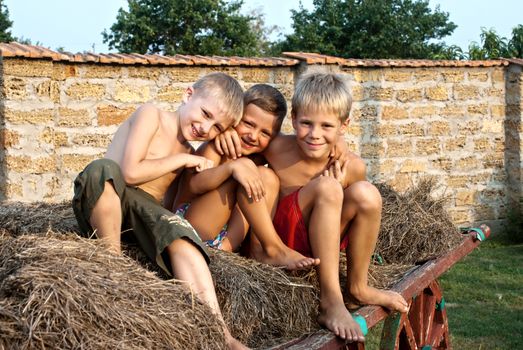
left=264, top=133, right=295, bottom=157
left=133, top=103, right=161, bottom=119
left=345, top=152, right=367, bottom=184
left=195, top=141, right=222, bottom=163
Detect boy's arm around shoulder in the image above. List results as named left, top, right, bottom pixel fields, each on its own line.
left=342, top=152, right=367, bottom=188
left=188, top=142, right=231, bottom=194
left=119, top=104, right=208, bottom=185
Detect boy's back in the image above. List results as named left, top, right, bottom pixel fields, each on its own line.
left=105, top=104, right=191, bottom=202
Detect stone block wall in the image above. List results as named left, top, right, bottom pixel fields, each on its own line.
left=0, top=44, right=521, bottom=229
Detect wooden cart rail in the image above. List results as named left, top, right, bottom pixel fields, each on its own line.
left=271, top=226, right=490, bottom=350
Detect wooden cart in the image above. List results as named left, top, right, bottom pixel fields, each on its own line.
left=272, top=225, right=491, bottom=350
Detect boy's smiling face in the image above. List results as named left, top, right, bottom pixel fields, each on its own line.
left=234, top=103, right=279, bottom=156
left=178, top=87, right=233, bottom=142
left=292, top=108, right=348, bottom=159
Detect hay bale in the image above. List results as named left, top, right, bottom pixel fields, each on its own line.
left=376, top=178, right=463, bottom=264
left=0, top=202, right=78, bottom=235
left=209, top=249, right=319, bottom=348
left=0, top=232, right=227, bottom=350
left=0, top=178, right=463, bottom=347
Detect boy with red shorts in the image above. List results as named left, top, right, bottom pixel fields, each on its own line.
left=234, top=71, right=409, bottom=342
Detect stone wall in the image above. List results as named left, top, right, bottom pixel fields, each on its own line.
left=0, top=44, right=521, bottom=229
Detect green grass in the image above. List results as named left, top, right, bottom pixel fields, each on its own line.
left=364, top=236, right=523, bottom=349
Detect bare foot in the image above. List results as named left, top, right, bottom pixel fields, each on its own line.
left=318, top=300, right=364, bottom=342
left=251, top=244, right=320, bottom=270
left=226, top=336, right=250, bottom=350
left=349, top=286, right=409, bottom=313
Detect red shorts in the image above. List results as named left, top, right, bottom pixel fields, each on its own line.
left=273, top=189, right=349, bottom=258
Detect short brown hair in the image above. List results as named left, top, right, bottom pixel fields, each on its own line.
left=244, top=84, right=287, bottom=133
left=291, top=70, right=352, bottom=122
left=193, top=72, right=244, bottom=125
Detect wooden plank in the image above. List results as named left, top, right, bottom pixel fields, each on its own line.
left=278, top=233, right=482, bottom=349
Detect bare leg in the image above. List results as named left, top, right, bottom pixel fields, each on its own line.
left=299, top=176, right=364, bottom=342
left=166, top=239, right=248, bottom=349
left=221, top=204, right=249, bottom=252
left=184, top=179, right=237, bottom=242
left=239, top=167, right=319, bottom=270
left=341, top=181, right=408, bottom=313
left=89, top=181, right=122, bottom=254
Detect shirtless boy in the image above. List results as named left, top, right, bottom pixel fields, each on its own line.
left=72, top=72, right=247, bottom=349
left=172, top=84, right=318, bottom=270
left=235, top=71, right=409, bottom=342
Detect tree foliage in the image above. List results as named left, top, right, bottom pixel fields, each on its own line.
left=103, top=0, right=271, bottom=56
left=277, top=0, right=457, bottom=59
left=0, top=0, right=14, bottom=42
left=465, top=26, right=523, bottom=60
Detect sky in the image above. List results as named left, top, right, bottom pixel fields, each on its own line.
left=4, top=0, right=523, bottom=55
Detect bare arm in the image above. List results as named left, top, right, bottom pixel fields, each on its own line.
left=119, top=105, right=213, bottom=185
left=188, top=143, right=231, bottom=194
left=190, top=142, right=266, bottom=202
left=324, top=153, right=367, bottom=189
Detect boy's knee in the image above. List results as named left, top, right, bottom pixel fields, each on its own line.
left=346, top=181, right=382, bottom=212
left=313, top=176, right=344, bottom=203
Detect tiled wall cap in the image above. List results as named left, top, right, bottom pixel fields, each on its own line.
left=0, top=42, right=299, bottom=66
left=0, top=42, right=510, bottom=68
left=282, top=52, right=509, bottom=67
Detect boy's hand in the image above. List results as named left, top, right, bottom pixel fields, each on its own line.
left=328, top=139, right=350, bottom=167
left=323, top=159, right=350, bottom=187
left=215, top=128, right=242, bottom=159
left=230, top=158, right=265, bottom=202
left=184, top=154, right=215, bottom=172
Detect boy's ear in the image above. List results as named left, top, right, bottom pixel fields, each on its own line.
left=291, top=112, right=297, bottom=129
left=339, top=118, right=350, bottom=134
left=182, top=86, right=194, bottom=103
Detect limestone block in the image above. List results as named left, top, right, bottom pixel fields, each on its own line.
left=409, top=106, right=437, bottom=118
left=396, top=88, right=423, bottom=102
left=3, top=58, right=53, bottom=77
left=6, top=155, right=57, bottom=173
left=384, top=69, right=411, bottom=82
left=381, top=106, right=408, bottom=120
left=428, top=121, right=450, bottom=136
left=157, top=86, right=185, bottom=102
left=97, top=105, right=135, bottom=126
left=167, top=67, right=203, bottom=82
left=426, top=86, right=449, bottom=101
left=5, top=109, right=54, bottom=125
left=241, top=68, right=271, bottom=83
left=400, top=122, right=425, bottom=136
left=441, top=70, right=464, bottom=83
left=415, top=138, right=441, bottom=155
left=66, top=83, right=105, bottom=100
left=58, top=108, right=92, bottom=127
left=114, top=82, right=150, bottom=103
left=82, top=64, right=123, bottom=78
left=3, top=77, right=28, bottom=100
left=453, top=85, right=481, bottom=100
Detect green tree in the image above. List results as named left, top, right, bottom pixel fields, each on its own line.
left=0, top=0, right=14, bottom=42
left=102, top=0, right=270, bottom=56
left=277, top=0, right=457, bottom=59
left=508, top=25, right=523, bottom=58
left=467, top=28, right=509, bottom=60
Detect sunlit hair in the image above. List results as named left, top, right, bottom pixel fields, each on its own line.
left=244, top=84, right=287, bottom=134
left=192, top=72, right=244, bottom=126
left=291, top=70, right=352, bottom=123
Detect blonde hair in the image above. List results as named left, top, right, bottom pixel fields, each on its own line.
left=193, top=72, right=244, bottom=126
left=291, top=70, right=352, bottom=122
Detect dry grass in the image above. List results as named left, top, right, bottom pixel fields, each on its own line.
left=0, top=179, right=463, bottom=348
